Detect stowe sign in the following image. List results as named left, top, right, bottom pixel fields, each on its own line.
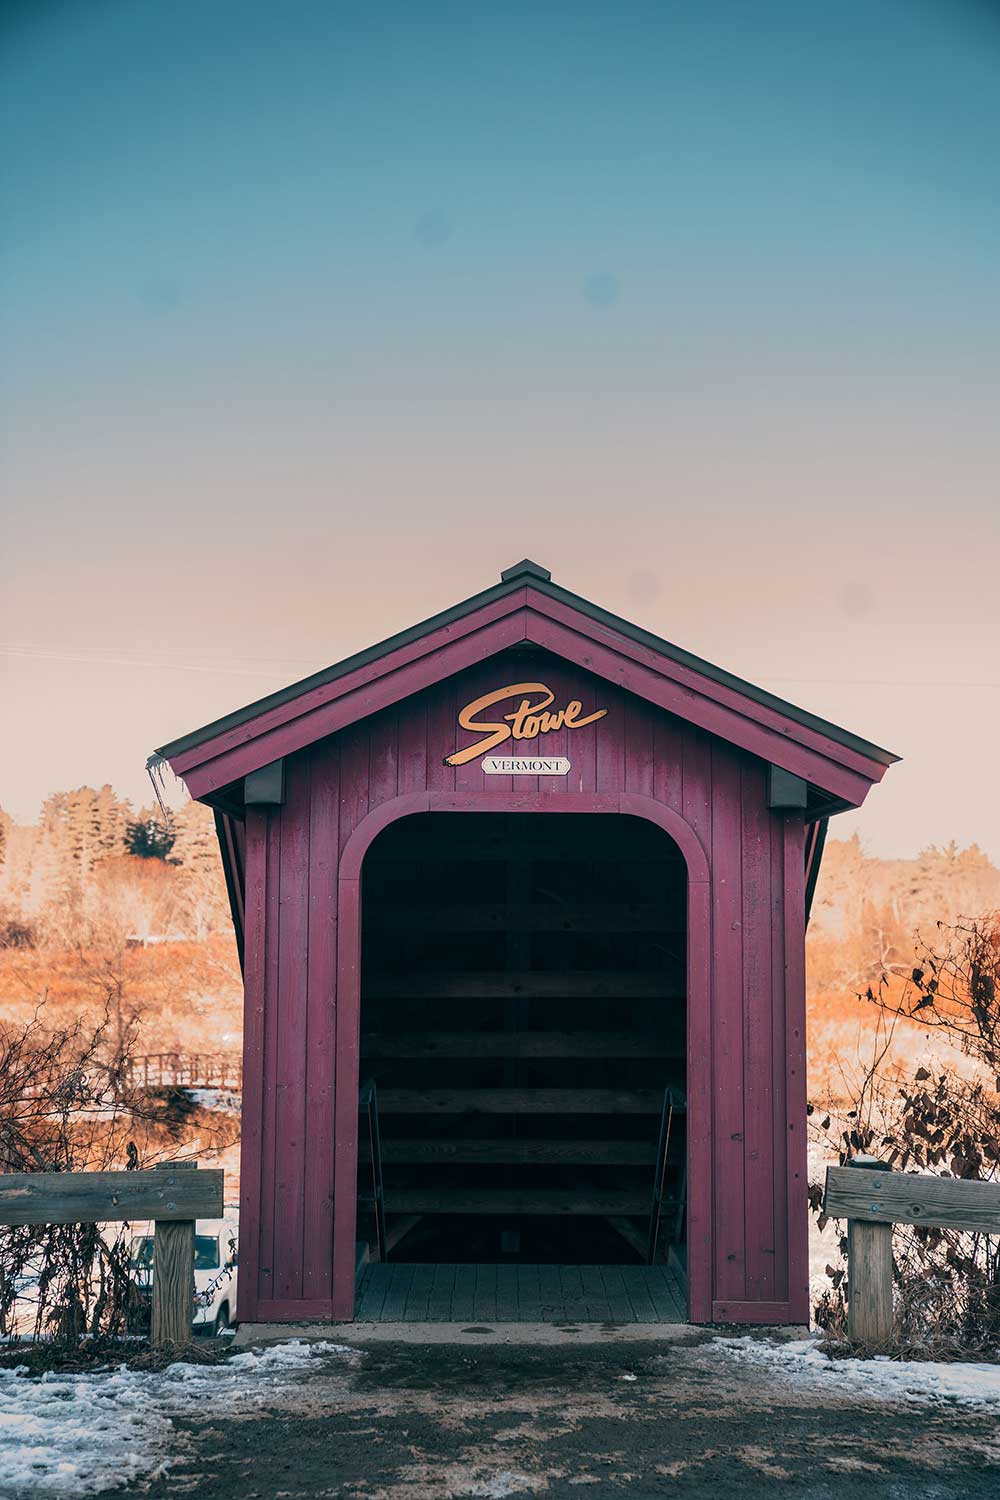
left=445, top=681, right=608, bottom=768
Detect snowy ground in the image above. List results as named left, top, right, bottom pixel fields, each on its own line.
left=3, top=1334, right=1000, bottom=1497
left=715, top=1336, right=1000, bottom=1408
left=0, top=1342, right=356, bottom=1496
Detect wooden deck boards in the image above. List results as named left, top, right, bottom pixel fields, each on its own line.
left=354, top=1263, right=687, bottom=1323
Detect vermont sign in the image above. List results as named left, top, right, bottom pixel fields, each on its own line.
left=445, top=681, right=608, bottom=768
left=482, top=755, right=571, bottom=776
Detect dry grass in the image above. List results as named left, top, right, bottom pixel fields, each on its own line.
left=817, top=1335, right=1000, bottom=1365
left=0, top=1335, right=234, bottom=1375
left=0, top=936, right=242, bottom=1057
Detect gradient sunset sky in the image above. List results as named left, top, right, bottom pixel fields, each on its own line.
left=3, top=1, right=999, bottom=858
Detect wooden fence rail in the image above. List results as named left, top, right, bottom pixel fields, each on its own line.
left=824, top=1159, right=1000, bottom=1344
left=0, top=1163, right=224, bottom=1346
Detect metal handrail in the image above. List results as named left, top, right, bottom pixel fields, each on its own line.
left=647, top=1085, right=687, bottom=1264
left=359, top=1080, right=387, bottom=1263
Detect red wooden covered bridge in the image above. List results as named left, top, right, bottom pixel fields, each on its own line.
left=154, top=560, right=897, bottom=1327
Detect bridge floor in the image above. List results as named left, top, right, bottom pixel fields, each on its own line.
left=354, top=1262, right=687, bottom=1323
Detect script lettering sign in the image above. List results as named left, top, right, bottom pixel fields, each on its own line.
left=445, top=682, right=608, bottom=768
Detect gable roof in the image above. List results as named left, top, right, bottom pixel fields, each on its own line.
left=154, top=559, right=899, bottom=809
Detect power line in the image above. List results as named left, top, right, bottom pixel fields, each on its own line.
left=0, top=642, right=321, bottom=667
left=0, top=646, right=319, bottom=679
left=1, top=644, right=997, bottom=692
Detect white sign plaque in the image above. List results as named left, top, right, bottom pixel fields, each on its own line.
left=482, top=756, right=571, bottom=776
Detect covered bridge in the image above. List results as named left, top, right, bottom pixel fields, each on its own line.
left=154, top=560, right=897, bottom=1327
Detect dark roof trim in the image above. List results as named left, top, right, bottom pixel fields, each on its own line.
left=214, top=810, right=245, bottom=974
left=155, top=558, right=899, bottom=768
left=155, top=572, right=533, bottom=761
left=804, top=816, right=830, bottom=923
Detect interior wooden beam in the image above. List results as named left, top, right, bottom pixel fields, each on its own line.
left=362, top=1029, right=682, bottom=1059
left=383, top=1214, right=423, bottom=1254
left=605, top=1214, right=650, bottom=1259
left=378, top=1087, right=665, bottom=1114
left=386, top=1188, right=659, bottom=1215
left=366, top=971, right=678, bottom=1000
left=370, top=840, right=684, bottom=865
left=372, top=1138, right=659, bottom=1165
left=364, top=903, right=682, bottom=935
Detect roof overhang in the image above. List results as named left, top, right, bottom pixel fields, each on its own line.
left=154, top=560, right=899, bottom=813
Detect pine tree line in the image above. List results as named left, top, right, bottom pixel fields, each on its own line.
left=0, top=790, right=229, bottom=948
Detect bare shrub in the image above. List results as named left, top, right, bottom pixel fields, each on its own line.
left=0, top=1004, right=237, bottom=1346
left=810, top=914, right=1000, bottom=1357
left=0, top=915, right=36, bottom=950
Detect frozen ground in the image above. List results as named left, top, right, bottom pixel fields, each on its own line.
left=716, top=1335, right=1000, bottom=1407
left=0, top=1342, right=355, bottom=1496
left=3, top=1333, right=1000, bottom=1498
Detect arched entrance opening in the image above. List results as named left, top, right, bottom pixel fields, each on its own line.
left=355, top=811, right=689, bottom=1319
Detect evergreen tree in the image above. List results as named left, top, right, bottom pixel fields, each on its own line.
left=40, top=785, right=131, bottom=875
left=124, top=814, right=176, bottom=860
left=168, top=800, right=230, bottom=938
left=167, top=800, right=218, bottom=871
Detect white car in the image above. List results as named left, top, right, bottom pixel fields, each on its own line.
left=130, top=1216, right=239, bottom=1335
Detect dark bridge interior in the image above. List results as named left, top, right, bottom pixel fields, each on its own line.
left=357, top=812, right=687, bottom=1270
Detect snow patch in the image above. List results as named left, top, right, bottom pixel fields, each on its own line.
left=466, top=1473, right=542, bottom=1497
left=0, top=1341, right=355, bottom=1495
left=715, top=1336, right=1000, bottom=1408
left=184, top=1087, right=241, bottom=1113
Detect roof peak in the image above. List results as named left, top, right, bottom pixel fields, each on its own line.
left=156, top=559, right=899, bottom=782
left=500, top=558, right=551, bottom=583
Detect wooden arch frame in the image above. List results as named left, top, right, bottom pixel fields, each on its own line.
left=332, top=790, right=712, bottom=1322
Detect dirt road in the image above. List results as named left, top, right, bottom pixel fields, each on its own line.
left=135, top=1333, right=1000, bottom=1499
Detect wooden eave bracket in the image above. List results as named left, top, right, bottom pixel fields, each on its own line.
left=768, top=765, right=809, bottom=810
left=244, top=758, right=285, bottom=806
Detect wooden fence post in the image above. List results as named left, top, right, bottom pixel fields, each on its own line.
left=845, top=1157, right=893, bottom=1345
left=150, top=1162, right=196, bottom=1346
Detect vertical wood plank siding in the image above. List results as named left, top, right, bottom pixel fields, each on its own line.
left=255, top=809, right=282, bottom=1312
left=710, top=746, right=745, bottom=1305
left=238, top=655, right=808, bottom=1325
left=741, top=761, right=775, bottom=1301
left=236, top=810, right=267, bottom=1320
left=273, top=755, right=310, bottom=1302
left=782, top=815, right=810, bottom=1324
left=303, top=741, right=338, bottom=1301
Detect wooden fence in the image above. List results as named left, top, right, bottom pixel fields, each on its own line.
left=125, top=1053, right=243, bottom=1091
left=0, top=1163, right=224, bottom=1345
left=824, top=1159, right=1000, bottom=1343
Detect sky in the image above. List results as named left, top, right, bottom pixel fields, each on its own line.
left=2, top=0, right=999, bottom=859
